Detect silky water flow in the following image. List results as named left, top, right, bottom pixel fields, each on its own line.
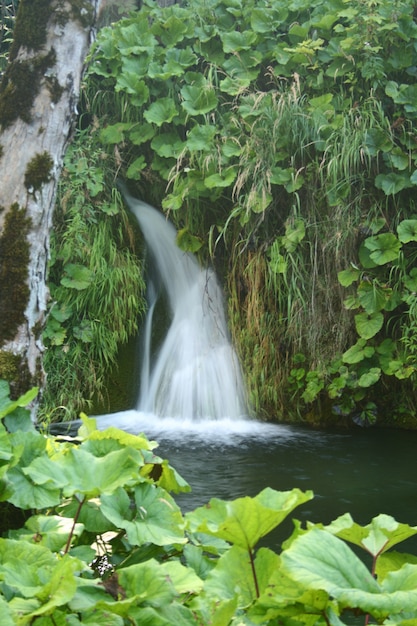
left=124, top=189, right=248, bottom=421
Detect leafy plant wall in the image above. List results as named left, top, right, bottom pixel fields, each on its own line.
left=47, top=0, right=417, bottom=424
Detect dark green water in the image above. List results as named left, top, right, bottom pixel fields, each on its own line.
left=152, top=422, right=417, bottom=551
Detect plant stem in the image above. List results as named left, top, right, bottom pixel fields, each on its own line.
left=63, top=495, right=85, bottom=555
left=248, top=547, right=260, bottom=599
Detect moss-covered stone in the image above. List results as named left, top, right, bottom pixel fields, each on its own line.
left=24, top=151, right=54, bottom=191
left=0, top=49, right=56, bottom=129
left=0, top=203, right=31, bottom=342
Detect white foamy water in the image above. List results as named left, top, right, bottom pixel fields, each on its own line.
left=120, top=187, right=249, bottom=422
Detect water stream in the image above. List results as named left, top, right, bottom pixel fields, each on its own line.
left=120, top=186, right=248, bottom=421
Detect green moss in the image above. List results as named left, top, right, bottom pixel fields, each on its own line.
left=25, top=152, right=54, bottom=191
left=0, top=351, right=21, bottom=381
left=46, top=75, right=64, bottom=104
left=0, top=49, right=56, bottom=129
left=0, top=203, right=31, bottom=342
left=0, top=144, right=3, bottom=159
left=9, top=0, right=54, bottom=60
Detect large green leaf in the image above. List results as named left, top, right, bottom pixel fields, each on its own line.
left=144, top=98, right=178, bottom=126
left=180, top=84, right=218, bottom=115
left=186, top=488, right=313, bottom=550
left=203, top=546, right=279, bottom=608
left=354, top=311, right=384, bottom=339
left=375, top=172, right=412, bottom=195
left=342, top=339, right=375, bottom=364
left=220, top=30, right=257, bottom=53
left=281, top=528, right=379, bottom=593
left=282, top=530, right=417, bottom=618
left=11, top=515, right=84, bottom=552
left=60, top=264, right=94, bottom=290
left=364, top=233, right=401, bottom=265
left=357, top=280, right=389, bottom=313
left=397, top=219, right=417, bottom=243
left=186, top=124, right=217, bottom=151
left=338, top=266, right=360, bottom=287
left=21, top=446, right=142, bottom=500
left=325, top=513, right=417, bottom=557
left=0, top=383, right=38, bottom=419
left=100, top=484, right=186, bottom=546
left=358, top=367, right=381, bottom=388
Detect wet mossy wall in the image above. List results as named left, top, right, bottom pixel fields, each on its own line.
left=0, top=203, right=31, bottom=341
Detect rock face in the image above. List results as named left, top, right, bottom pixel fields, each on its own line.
left=0, top=0, right=103, bottom=397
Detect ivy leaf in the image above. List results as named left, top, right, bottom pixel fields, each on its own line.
left=186, top=488, right=313, bottom=550
left=0, top=538, right=57, bottom=598
left=126, top=156, right=147, bottom=180
left=6, top=468, right=61, bottom=509
left=354, top=311, right=384, bottom=339
left=163, top=47, right=197, bottom=75
left=364, top=233, right=401, bottom=265
left=282, top=219, right=305, bottom=253
left=118, top=559, right=177, bottom=606
left=11, top=515, right=84, bottom=552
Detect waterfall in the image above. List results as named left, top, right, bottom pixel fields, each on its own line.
left=121, top=188, right=249, bottom=421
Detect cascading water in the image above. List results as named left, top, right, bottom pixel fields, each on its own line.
left=121, top=187, right=249, bottom=421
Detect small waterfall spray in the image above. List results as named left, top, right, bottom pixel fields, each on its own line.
left=121, top=188, right=248, bottom=421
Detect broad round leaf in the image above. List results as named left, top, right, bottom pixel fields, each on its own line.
left=354, top=311, right=384, bottom=339
left=364, top=233, right=401, bottom=265
left=397, top=219, right=417, bottom=243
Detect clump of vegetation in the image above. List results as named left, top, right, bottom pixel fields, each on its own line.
left=0, top=48, right=56, bottom=128
left=24, top=150, right=53, bottom=191
left=39, top=131, right=147, bottom=422
left=8, top=0, right=52, bottom=59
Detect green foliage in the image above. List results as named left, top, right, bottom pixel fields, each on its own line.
left=4, top=381, right=417, bottom=623
left=40, top=131, right=147, bottom=421
left=79, top=0, right=417, bottom=423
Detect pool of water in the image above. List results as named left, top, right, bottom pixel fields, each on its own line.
left=91, top=410, right=417, bottom=551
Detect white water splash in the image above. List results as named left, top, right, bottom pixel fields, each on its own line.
left=121, top=189, right=249, bottom=421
